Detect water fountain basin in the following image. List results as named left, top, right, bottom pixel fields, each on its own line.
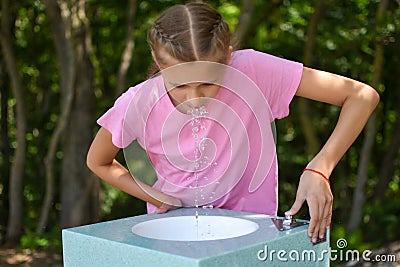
left=62, top=208, right=330, bottom=266
left=131, top=215, right=259, bottom=241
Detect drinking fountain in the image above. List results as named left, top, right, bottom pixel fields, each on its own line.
left=62, top=208, right=330, bottom=266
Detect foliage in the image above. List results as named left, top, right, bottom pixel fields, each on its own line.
left=1, top=0, right=399, bottom=259
left=19, top=226, right=62, bottom=253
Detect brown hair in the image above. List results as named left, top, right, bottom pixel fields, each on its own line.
left=148, top=2, right=231, bottom=72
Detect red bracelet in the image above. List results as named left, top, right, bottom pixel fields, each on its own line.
left=303, top=168, right=330, bottom=185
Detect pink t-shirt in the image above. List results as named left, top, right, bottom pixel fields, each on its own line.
left=97, top=49, right=303, bottom=215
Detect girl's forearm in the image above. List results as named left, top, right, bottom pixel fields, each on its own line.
left=307, top=86, right=379, bottom=175
left=91, top=159, right=174, bottom=208
left=87, top=127, right=181, bottom=209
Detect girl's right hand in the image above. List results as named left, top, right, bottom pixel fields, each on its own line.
left=156, top=198, right=182, bottom=214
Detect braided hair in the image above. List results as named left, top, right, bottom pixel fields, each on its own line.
left=148, top=2, right=231, bottom=72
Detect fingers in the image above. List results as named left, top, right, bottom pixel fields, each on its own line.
left=285, top=194, right=305, bottom=216
left=156, top=200, right=183, bottom=214
left=156, top=204, right=169, bottom=214
left=307, top=191, right=333, bottom=243
left=318, top=193, right=333, bottom=239
left=307, top=195, right=320, bottom=243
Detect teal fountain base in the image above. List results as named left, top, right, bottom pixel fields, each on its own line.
left=62, top=208, right=330, bottom=266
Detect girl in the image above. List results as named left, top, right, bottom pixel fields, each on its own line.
left=87, top=2, right=379, bottom=244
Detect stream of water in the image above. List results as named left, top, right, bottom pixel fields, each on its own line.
left=187, top=105, right=217, bottom=239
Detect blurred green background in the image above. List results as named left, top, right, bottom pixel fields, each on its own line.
left=0, top=0, right=399, bottom=265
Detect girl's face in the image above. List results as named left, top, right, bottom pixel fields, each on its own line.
left=167, top=81, right=221, bottom=110
left=153, top=48, right=231, bottom=112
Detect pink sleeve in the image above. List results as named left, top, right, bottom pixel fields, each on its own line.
left=246, top=49, right=303, bottom=119
left=97, top=87, right=138, bottom=148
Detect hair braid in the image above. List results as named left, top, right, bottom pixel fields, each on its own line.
left=148, top=2, right=231, bottom=65
left=210, top=14, right=222, bottom=34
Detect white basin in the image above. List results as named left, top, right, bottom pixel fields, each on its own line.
left=132, top=215, right=259, bottom=241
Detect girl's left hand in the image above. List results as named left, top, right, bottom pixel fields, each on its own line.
left=285, top=171, right=333, bottom=243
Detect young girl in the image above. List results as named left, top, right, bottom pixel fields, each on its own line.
left=87, top=2, right=379, bottom=243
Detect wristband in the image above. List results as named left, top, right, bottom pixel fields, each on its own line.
left=303, top=168, right=330, bottom=185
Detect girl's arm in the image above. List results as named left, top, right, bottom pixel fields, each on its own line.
left=286, top=67, right=379, bottom=243
left=87, top=127, right=182, bottom=212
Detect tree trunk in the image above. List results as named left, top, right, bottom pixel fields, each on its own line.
left=296, top=0, right=328, bottom=156
left=374, top=116, right=400, bottom=200
left=115, top=0, right=137, bottom=96
left=233, top=0, right=256, bottom=48
left=0, top=63, right=11, bottom=237
left=374, top=65, right=400, bottom=201
left=347, top=0, right=389, bottom=232
left=1, top=0, right=28, bottom=246
left=38, top=0, right=76, bottom=234
left=239, top=0, right=283, bottom=47
left=60, top=0, right=97, bottom=228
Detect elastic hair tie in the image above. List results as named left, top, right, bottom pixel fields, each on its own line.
left=303, top=168, right=330, bottom=186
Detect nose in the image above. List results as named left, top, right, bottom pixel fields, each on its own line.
left=187, top=86, right=202, bottom=98
left=186, top=84, right=205, bottom=107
